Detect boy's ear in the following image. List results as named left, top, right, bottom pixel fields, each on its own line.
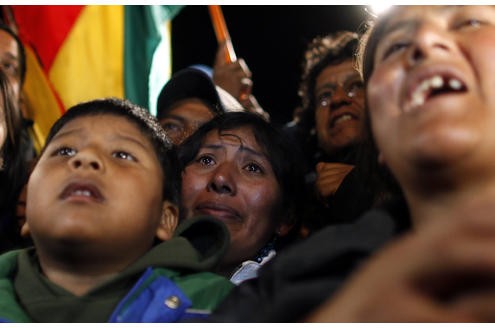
left=20, top=221, right=30, bottom=237
left=155, top=201, right=179, bottom=241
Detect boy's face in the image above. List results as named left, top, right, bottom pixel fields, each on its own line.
left=25, top=114, right=176, bottom=266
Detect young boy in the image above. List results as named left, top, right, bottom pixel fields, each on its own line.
left=0, top=98, right=233, bottom=322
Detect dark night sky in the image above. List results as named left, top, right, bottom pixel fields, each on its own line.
left=171, top=5, right=369, bottom=127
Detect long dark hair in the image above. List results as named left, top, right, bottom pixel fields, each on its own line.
left=0, top=69, right=29, bottom=252
left=354, top=8, right=409, bottom=223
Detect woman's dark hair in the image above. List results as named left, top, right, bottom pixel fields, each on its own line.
left=354, top=8, right=407, bottom=211
left=178, top=112, right=305, bottom=237
left=357, top=8, right=400, bottom=85
left=0, top=69, right=29, bottom=252
left=42, top=97, right=181, bottom=206
left=0, top=68, right=24, bottom=169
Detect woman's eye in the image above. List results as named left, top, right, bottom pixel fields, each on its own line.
left=244, top=162, right=263, bottom=174
left=53, top=146, right=76, bottom=157
left=381, top=42, right=410, bottom=60
left=316, top=91, right=333, bottom=108
left=1, top=61, right=18, bottom=77
left=196, top=154, right=215, bottom=167
left=347, top=80, right=364, bottom=97
left=113, top=151, right=136, bottom=161
left=161, top=121, right=183, bottom=133
left=455, top=18, right=485, bottom=29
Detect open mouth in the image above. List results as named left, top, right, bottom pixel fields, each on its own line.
left=406, top=74, right=467, bottom=112
left=60, top=182, right=104, bottom=202
left=330, top=112, right=357, bottom=129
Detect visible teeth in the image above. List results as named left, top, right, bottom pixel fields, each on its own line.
left=418, top=79, right=430, bottom=92
left=411, top=92, right=425, bottom=108
left=334, top=114, right=352, bottom=125
left=72, top=190, right=91, bottom=197
left=410, top=80, right=429, bottom=109
left=430, top=75, right=443, bottom=88
left=408, top=75, right=453, bottom=110
left=449, top=78, right=462, bottom=90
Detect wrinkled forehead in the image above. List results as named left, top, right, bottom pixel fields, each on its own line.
left=48, top=113, right=155, bottom=154
left=379, top=5, right=495, bottom=40
left=207, top=126, right=256, bottom=146
left=201, top=126, right=268, bottom=157
left=383, top=6, right=443, bottom=32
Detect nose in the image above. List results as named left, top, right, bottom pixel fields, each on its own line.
left=330, top=86, right=352, bottom=111
left=68, top=149, right=104, bottom=172
left=207, top=163, right=236, bottom=195
left=407, top=22, right=453, bottom=67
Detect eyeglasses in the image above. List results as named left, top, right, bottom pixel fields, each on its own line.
left=316, top=79, right=364, bottom=109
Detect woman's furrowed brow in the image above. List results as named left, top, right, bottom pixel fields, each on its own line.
left=201, top=143, right=265, bottom=159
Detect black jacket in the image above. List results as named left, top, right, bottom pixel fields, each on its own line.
left=210, top=200, right=410, bottom=322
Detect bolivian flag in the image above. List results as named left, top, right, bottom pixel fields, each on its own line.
left=11, top=5, right=183, bottom=152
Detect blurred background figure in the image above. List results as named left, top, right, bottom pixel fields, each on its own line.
left=156, top=66, right=244, bottom=145
left=284, top=32, right=365, bottom=235
left=285, top=31, right=389, bottom=236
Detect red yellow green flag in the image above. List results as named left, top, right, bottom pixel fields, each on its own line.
left=12, top=5, right=183, bottom=151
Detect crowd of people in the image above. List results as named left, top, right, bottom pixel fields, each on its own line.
left=0, top=5, right=494, bottom=322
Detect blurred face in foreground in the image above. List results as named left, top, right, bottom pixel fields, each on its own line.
left=367, top=6, right=495, bottom=185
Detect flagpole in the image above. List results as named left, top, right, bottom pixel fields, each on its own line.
left=207, top=5, right=269, bottom=121
left=208, top=5, right=237, bottom=63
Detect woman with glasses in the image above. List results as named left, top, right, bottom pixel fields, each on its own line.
left=285, top=31, right=388, bottom=236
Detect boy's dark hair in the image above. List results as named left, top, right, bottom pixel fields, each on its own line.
left=43, top=97, right=180, bottom=205
left=177, top=111, right=305, bottom=235
left=0, top=23, right=26, bottom=85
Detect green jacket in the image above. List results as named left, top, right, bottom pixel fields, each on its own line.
left=0, top=216, right=233, bottom=322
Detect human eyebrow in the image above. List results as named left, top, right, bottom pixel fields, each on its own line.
left=238, top=144, right=267, bottom=161
left=50, top=127, right=85, bottom=143
left=199, top=144, right=223, bottom=151
left=200, top=142, right=266, bottom=161
left=382, top=6, right=459, bottom=37
left=112, top=133, right=149, bottom=152
left=315, top=82, right=337, bottom=94
left=162, top=114, right=186, bottom=124
left=344, top=71, right=362, bottom=81
left=2, top=52, right=18, bottom=63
